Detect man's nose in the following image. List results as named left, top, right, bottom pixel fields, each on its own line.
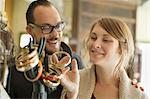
left=50, top=28, right=60, bottom=36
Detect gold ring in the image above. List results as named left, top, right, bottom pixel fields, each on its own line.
left=16, top=53, right=39, bottom=72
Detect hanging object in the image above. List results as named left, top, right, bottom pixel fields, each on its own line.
left=0, top=12, right=7, bottom=30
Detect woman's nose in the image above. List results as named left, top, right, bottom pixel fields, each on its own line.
left=93, top=41, right=101, bottom=49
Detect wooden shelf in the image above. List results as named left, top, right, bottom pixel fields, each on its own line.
left=81, top=0, right=137, bottom=10
left=81, top=12, right=136, bottom=24
left=72, top=0, right=137, bottom=53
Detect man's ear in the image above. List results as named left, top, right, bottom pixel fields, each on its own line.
left=26, top=25, right=33, bottom=35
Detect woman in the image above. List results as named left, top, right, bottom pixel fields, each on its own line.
left=61, top=17, right=147, bottom=99
left=78, top=17, right=148, bottom=99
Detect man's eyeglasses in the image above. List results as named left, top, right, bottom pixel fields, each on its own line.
left=29, top=21, right=65, bottom=34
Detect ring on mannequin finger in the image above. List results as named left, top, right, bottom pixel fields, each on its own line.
left=15, top=48, right=39, bottom=72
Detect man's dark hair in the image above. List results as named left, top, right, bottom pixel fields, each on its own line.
left=26, top=0, right=53, bottom=25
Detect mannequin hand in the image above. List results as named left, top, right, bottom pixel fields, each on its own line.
left=58, top=58, right=79, bottom=98
left=15, top=47, right=39, bottom=72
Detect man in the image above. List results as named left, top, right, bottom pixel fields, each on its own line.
left=6, top=0, right=83, bottom=98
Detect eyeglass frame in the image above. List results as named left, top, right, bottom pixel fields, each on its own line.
left=29, top=21, right=65, bottom=34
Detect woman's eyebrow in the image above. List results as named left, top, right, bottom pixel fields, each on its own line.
left=103, top=34, right=111, bottom=37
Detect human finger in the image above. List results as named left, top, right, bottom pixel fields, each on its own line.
left=71, top=59, right=78, bottom=73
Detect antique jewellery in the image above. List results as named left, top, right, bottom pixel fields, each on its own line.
left=15, top=34, right=72, bottom=89
left=15, top=47, right=39, bottom=72
left=42, top=51, right=71, bottom=89
left=16, top=34, right=38, bottom=72
left=24, top=60, right=43, bottom=82
left=15, top=34, right=46, bottom=82
left=23, top=37, right=46, bottom=82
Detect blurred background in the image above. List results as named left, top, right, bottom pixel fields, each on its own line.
left=0, top=0, right=150, bottom=97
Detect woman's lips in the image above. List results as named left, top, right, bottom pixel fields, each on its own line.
left=91, top=49, right=104, bottom=55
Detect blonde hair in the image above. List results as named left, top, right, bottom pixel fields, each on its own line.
left=85, top=17, right=134, bottom=74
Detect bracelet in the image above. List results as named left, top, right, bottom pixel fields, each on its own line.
left=16, top=48, right=39, bottom=72
left=42, top=51, right=71, bottom=89
left=42, top=77, right=60, bottom=88
left=41, top=67, right=61, bottom=88
left=24, top=60, right=43, bottom=82
left=49, top=51, right=71, bottom=68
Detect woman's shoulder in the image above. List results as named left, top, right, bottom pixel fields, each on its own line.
left=79, top=64, right=96, bottom=88
left=78, top=65, right=96, bottom=98
left=79, top=64, right=94, bottom=77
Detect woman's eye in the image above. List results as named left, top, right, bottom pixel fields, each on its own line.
left=90, top=33, right=97, bottom=40
left=103, top=39, right=113, bottom=42
left=90, top=36, right=97, bottom=40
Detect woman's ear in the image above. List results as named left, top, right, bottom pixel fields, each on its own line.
left=118, top=42, right=127, bottom=55
left=118, top=43, right=122, bottom=55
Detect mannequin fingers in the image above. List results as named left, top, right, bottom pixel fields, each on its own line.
left=57, top=56, right=71, bottom=67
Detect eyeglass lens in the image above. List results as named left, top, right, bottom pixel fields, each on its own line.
left=42, top=22, right=65, bottom=34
